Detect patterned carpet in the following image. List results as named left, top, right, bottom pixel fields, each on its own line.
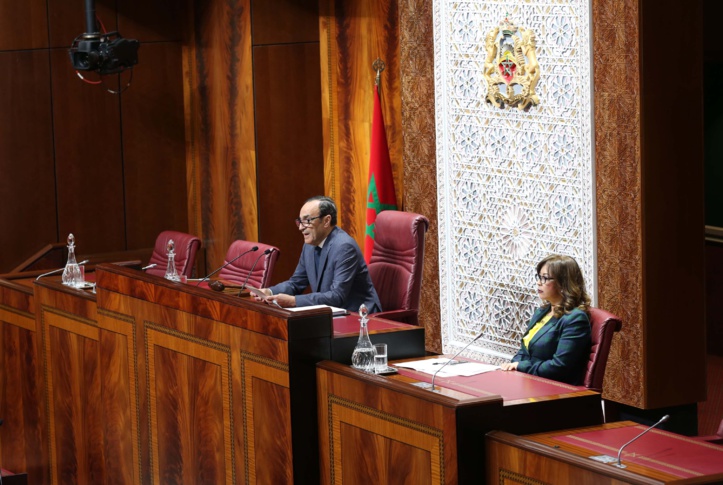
left=698, top=354, right=723, bottom=435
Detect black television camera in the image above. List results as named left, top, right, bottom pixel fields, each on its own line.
left=69, top=32, right=139, bottom=75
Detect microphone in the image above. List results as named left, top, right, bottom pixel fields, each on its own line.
left=419, top=331, right=483, bottom=392
left=35, top=260, right=89, bottom=281
left=239, top=248, right=273, bottom=290
left=141, top=263, right=158, bottom=271
left=614, top=415, right=670, bottom=468
left=195, top=246, right=258, bottom=286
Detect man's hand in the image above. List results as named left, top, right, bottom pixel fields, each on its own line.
left=499, top=362, right=519, bottom=371
left=267, top=293, right=296, bottom=308
left=254, top=288, right=273, bottom=301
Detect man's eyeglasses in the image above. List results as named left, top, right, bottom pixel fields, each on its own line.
left=295, top=215, right=322, bottom=227
left=535, top=274, right=555, bottom=284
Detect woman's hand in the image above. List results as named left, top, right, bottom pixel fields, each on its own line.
left=499, top=362, right=519, bottom=371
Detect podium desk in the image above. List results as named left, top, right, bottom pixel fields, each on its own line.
left=317, top=358, right=602, bottom=485
left=486, top=422, right=723, bottom=484
left=0, top=263, right=426, bottom=485
left=0, top=469, right=28, bottom=485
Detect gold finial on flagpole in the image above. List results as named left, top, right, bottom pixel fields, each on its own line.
left=373, top=58, right=386, bottom=86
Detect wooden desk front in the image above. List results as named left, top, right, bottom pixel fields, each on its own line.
left=486, top=422, right=723, bottom=484
left=1, top=264, right=426, bottom=484
left=317, top=359, right=603, bottom=485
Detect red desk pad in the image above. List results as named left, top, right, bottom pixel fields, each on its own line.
left=333, top=315, right=412, bottom=336
left=396, top=365, right=583, bottom=402
left=552, top=425, right=723, bottom=478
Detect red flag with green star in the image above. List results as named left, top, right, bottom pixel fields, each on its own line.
left=364, top=84, right=397, bottom=262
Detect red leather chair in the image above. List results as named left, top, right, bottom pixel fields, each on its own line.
left=368, top=211, right=429, bottom=325
left=585, top=307, right=623, bottom=392
left=146, top=230, right=201, bottom=279
left=218, top=240, right=279, bottom=289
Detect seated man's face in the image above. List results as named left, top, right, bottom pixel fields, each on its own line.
left=298, top=200, right=331, bottom=246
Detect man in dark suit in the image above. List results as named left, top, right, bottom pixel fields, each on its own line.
left=260, top=196, right=382, bottom=313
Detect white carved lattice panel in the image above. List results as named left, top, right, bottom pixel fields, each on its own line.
left=434, top=0, right=595, bottom=362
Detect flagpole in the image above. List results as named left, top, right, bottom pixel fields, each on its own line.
left=372, top=57, right=385, bottom=87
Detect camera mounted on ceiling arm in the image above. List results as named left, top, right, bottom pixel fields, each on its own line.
left=68, top=0, right=139, bottom=79
left=69, top=32, right=139, bottom=75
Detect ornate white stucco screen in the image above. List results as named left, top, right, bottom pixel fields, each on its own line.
left=433, top=0, right=596, bottom=361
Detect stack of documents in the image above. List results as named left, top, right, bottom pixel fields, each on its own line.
left=395, top=358, right=500, bottom=377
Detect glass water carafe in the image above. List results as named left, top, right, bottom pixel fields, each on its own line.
left=61, top=233, right=82, bottom=287
left=351, top=304, right=375, bottom=372
left=164, top=239, right=181, bottom=281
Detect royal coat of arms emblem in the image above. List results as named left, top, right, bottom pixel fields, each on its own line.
left=483, top=18, right=540, bottom=110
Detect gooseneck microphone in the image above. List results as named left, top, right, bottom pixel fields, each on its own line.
left=195, top=246, right=258, bottom=287
left=35, top=260, right=89, bottom=281
left=425, top=331, right=483, bottom=392
left=239, top=248, right=273, bottom=290
left=614, top=415, right=670, bottom=468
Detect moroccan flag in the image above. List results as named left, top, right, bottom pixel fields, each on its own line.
left=364, top=84, right=398, bottom=262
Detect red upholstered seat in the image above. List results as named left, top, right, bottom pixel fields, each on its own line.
left=368, top=211, right=429, bottom=325
left=146, top=230, right=201, bottom=279
left=218, top=240, right=279, bottom=289
left=585, top=307, right=622, bottom=392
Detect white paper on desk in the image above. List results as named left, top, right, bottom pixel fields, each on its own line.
left=245, top=285, right=268, bottom=299
left=284, top=304, right=348, bottom=316
left=395, top=358, right=500, bottom=377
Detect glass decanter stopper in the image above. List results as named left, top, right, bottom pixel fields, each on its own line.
left=351, top=304, right=375, bottom=372
left=164, top=239, right=181, bottom=281
left=61, top=233, right=82, bottom=287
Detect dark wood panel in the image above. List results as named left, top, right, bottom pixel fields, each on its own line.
left=121, top=42, right=189, bottom=249
left=117, top=0, right=186, bottom=43
left=154, top=346, right=226, bottom=484
left=254, top=42, right=324, bottom=285
left=639, top=0, right=706, bottom=407
left=50, top=48, right=127, bottom=254
left=46, top=321, right=105, bottom=484
left=48, top=0, right=118, bottom=49
left=0, top=51, right=57, bottom=272
left=252, top=379, right=292, bottom=483
left=251, top=0, right=319, bottom=46
left=0, top=0, right=49, bottom=50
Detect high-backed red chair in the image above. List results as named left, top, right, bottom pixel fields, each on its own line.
left=218, top=240, right=279, bottom=289
left=585, top=307, right=623, bottom=392
left=368, top=211, right=429, bottom=325
left=146, top=230, right=201, bottom=279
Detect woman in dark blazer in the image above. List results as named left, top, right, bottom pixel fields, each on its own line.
left=500, top=255, right=591, bottom=385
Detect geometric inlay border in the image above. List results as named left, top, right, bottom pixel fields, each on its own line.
left=500, top=468, right=550, bottom=485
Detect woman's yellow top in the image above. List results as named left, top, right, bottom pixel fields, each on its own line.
left=522, top=312, right=553, bottom=349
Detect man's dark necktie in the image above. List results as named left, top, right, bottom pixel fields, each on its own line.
left=314, top=246, right=322, bottom=276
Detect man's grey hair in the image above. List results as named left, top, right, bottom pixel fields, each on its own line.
left=306, top=195, right=337, bottom=226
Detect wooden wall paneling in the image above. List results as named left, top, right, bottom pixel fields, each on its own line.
left=0, top=280, right=48, bottom=483
left=120, top=42, right=189, bottom=249
left=48, top=0, right=118, bottom=49
left=319, top=0, right=402, bottom=243
left=398, top=0, right=440, bottom=352
left=252, top=0, right=319, bottom=46
left=639, top=0, right=705, bottom=407
left=50, top=48, right=127, bottom=255
left=116, top=0, right=186, bottom=43
left=254, top=43, right=325, bottom=285
left=0, top=51, right=58, bottom=272
left=0, top=0, right=49, bottom=50
left=184, top=0, right=258, bottom=274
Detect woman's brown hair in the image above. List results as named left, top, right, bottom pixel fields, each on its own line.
left=536, top=254, right=591, bottom=318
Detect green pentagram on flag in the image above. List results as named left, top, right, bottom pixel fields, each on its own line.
left=365, top=174, right=396, bottom=239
